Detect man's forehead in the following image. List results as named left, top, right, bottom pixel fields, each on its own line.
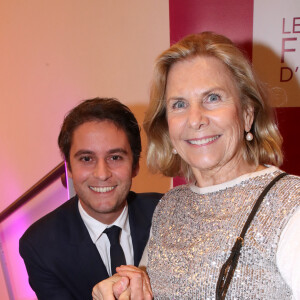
left=70, top=120, right=131, bottom=155
left=72, top=120, right=127, bottom=140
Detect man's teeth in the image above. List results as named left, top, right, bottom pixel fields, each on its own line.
left=189, top=135, right=220, bottom=145
left=90, top=186, right=115, bottom=193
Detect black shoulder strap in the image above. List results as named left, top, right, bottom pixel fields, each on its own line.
left=216, top=172, right=288, bottom=300
left=239, top=172, right=287, bottom=239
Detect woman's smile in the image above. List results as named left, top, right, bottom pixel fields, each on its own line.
left=186, top=135, right=221, bottom=146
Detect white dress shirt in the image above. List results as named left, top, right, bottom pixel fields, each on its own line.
left=78, top=202, right=134, bottom=276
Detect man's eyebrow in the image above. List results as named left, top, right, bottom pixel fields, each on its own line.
left=73, top=150, right=94, bottom=157
left=107, top=148, right=128, bottom=155
left=73, top=148, right=129, bottom=157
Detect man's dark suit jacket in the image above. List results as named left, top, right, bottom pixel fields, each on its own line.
left=19, top=191, right=161, bottom=300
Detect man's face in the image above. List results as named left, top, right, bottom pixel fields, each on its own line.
left=68, top=120, right=139, bottom=224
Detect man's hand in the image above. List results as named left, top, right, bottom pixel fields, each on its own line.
left=92, top=266, right=153, bottom=300
left=92, top=274, right=129, bottom=300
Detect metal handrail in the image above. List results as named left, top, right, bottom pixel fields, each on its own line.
left=0, top=161, right=66, bottom=223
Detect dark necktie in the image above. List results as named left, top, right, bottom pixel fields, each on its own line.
left=104, top=225, right=126, bottom=275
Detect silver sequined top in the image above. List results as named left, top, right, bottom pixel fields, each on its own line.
left=147, top=167, right=300, bottom=299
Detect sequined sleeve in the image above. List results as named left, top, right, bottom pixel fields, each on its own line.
left=277, top=207, right=300, bottom=300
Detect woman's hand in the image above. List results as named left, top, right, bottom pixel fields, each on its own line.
left=116, top=265, right=153, bottom=300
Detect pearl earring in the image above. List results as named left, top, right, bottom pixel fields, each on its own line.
left=172, top=148, right=177, bottom=154
left=246, top=132, right=253, bottom=141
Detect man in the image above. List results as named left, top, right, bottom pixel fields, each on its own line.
left=19, top=98, right=162, bottom=300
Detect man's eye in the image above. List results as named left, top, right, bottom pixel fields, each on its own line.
left=110, top=155, right=122, bottom=161
left=80, top=156, right=92, bottom=162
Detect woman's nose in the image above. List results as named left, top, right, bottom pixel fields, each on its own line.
left=93, top=160, right=112, bottom=180
left=188, top=105, right=209, bottom=129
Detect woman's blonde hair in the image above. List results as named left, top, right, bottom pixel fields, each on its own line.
left=143, top=32, right=283, bottom=181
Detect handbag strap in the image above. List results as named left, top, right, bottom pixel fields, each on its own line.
left=216, top=172, right=288, bottom=300
left=239, top=172, right=287, bottom=239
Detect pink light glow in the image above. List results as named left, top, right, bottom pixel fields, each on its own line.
left=0, top=180, right=67, bottom=299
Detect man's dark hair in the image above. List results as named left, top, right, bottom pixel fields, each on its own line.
left=58, top=97, right=141, bottom=169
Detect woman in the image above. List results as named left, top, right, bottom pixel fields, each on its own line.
left=93, top=32, right=300, bottom=299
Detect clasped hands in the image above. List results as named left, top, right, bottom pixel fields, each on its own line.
left=92, top=265, right=153, bottom=300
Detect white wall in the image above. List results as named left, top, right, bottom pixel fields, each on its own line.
left=0, top=1, right=170, bottom=299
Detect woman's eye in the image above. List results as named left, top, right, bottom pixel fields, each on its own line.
left=172, top=100, right=186, bottom=109
left=207, top=93, right=220, bottom=102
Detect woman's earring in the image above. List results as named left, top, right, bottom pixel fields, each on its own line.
left=246, top=132, right=253, bottom=141
left=172, top=148, right=177, bottom=154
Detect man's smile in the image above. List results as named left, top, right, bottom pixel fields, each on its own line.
left=89, top=185, right=116, bottom=193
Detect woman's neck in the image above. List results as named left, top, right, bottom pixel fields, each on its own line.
left=193, top=162, right=266, bottom=188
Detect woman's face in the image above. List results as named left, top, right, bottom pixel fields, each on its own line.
left=165, top=56, right=253, bottom=183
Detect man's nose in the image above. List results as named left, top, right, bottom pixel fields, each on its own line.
left=93, top=160, right=112, bottom=180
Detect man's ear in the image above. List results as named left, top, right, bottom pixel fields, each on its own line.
left=243, top=104, right=254, bottom=132
left=132, top=162, right=140, bottom=178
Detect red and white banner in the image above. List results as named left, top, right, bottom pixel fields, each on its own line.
left=253, top=0, right=300, bottom=107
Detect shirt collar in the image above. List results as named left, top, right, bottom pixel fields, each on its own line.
left=78, top=200, right=129, bottom=244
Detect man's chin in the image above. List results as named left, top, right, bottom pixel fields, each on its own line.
left=94, top=203, right=125, bottom=215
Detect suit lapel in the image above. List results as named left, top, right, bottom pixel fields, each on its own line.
left=127, top=193, right=152, bottom=266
